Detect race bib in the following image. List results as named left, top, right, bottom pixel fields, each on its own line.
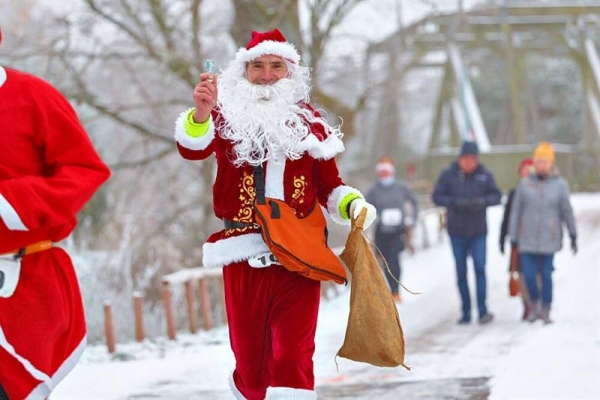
left=0, top=257, right=22, bottom=298
left=381, top=208, right=403, bottom=227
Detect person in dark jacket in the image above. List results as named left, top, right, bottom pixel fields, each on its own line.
left=366, top=157, right=419, bottom=302
left=432, top=141, right=501, bottom=325
left=499, top=157, right=534, bottom=320
left=508, top=142, right=577, bottom=324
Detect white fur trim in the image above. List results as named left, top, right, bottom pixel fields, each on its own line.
left=229, top=371, right=246, bottom=400
left=266, top=387, right=317, bottom=400
left=235, top=41, right=300, bottom=65
left=265, top=160, right=285, bottom=200
left=326, top=185, right=363, bottom=226
left=27, top=335, right=86, bottom=399
left=202, top=233, right=269, bottom=268
left=0, top=193, right=28, bottom=231
left=0, top=325, right=52, bottom=393
left=174, top=108, right=216, bottom=151
left=0, top=67, right=6, bottom=88
left=297, top=134, right=344, bottom=160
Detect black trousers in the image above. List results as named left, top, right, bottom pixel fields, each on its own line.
left=0, top=382, right=8, bottom=400
left=375, top=229, right=405, bottom=293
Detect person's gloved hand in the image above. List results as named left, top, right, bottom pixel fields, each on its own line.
left=453, top=197, right=485, bottom=213
left=349, top=198, right=377, bottom=229
left=570, top=235, right=578, bottom=255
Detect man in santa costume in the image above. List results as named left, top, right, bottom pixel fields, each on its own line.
left=174, top=29, right=376, bottom=399
left=0, top=27, right=110, bottom=399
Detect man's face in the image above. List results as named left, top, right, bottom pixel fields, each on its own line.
left=534, top=157, right=552, bottom=175
left=246, top=55, right=289, bottom=85
left=519, top=164, right=532, bottom=178
left=458, top=154, right=479, bottom=175
left=377, top=169, right=394, bottom=180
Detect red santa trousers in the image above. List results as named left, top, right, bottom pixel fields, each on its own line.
left=0, top=248, right=86, bottom=399
left=223, top=261, right=320, bottom=400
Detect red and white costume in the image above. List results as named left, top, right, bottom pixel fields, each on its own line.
left=175, top=104, right=358, bottom=269
left=175, top=30, right=363, bottom=400
left=0, top=32, right=110, bottom=399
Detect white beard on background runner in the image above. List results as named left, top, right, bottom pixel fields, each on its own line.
left=217, top=61, right=340, bottom=167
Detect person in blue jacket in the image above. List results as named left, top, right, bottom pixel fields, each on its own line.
left=432, top=141, right=501, bottom=325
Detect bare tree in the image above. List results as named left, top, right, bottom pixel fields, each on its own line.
left=230, top=0, right=369, bottom=141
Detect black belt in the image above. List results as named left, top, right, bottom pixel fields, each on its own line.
left=224, top=219, right=260, bottom=230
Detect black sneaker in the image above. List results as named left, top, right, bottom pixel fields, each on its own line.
left=479, top=313, right=494, bottom=324
left=457, top=315, right=471, bottom=325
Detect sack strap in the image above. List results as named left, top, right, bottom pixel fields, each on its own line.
left=224, top=219, right=260, bottom=230
left=253, top=165, right=266, bottom=205
left=1, top=240, right=53, bottom=260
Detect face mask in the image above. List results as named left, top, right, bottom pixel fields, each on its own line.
left=379, top=176, right=395, bottom=186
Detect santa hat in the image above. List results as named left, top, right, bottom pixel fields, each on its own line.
left=518, top=157, right=534, bottom=172
left=533, top=141, right=555, bottom=163
left=376, top=156, right=396, bottom=174
left=234, top=29, right=301, bottom=65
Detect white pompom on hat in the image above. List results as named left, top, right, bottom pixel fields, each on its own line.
left=234, top=29, right=301, bottom=65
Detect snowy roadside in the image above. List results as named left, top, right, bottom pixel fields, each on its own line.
left=52, top=193, right=600, bottom=399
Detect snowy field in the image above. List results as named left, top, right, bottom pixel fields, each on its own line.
left=52, top=193, right=600, bottom=399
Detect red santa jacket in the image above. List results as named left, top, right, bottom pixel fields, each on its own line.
left=0, top=67, right=110, bottom=398
left=174, top=105, right=361, bottom=268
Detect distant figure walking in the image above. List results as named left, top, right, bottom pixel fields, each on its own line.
left=508, top=142, right=577, bottom=324
left=366, top=157, right=419, bottom=302
left=500, top=157, right=534, bottom=320
left=432, top=141, right=501, bottom=325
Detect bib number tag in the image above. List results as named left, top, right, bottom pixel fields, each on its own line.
left=381, top=208, right=403, bottom=227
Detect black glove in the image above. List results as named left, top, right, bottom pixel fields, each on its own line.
left=453, top=197, right=486, bottom=213
left=499, top=240, right=505, bottom=255
left=570, top=235, right=578, bottom=255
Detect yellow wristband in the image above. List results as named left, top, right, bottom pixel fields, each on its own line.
left=185, top=108, right=210, bottom=138
left=339, top=193, right=362, bottom=220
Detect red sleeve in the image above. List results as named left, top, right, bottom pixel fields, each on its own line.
left=0, top=76, right=110, bottom=232
left=313, top=158, right=344, bottom=208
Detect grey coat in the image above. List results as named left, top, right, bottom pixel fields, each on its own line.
left=508, top=171, right=577, bottom=254
left=366, top=179, right=419, bottom=233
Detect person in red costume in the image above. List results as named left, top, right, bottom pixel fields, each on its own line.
left=174, top=29, right=376, bottom=399
left=0, top=27, right=110, bottom=399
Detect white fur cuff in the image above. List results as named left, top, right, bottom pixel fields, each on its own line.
left=174, top=108, right=216, bottom=151
left=326, top=185, right=363, bottom=226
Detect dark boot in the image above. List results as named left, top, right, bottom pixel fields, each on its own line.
left=527, top=301, right=540, bottom=323
left=522, top=299, right=534, bottom=321
left=540, top=304, right=553, bottom=325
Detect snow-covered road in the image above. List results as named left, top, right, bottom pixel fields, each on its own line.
left=52, top=193, right=600, bottom=399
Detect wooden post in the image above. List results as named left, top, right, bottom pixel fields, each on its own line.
left=104, top=302, right=116, bottom=354
left=133, top=292, right=145, bottom=342
left=198, top=277, right=214, bottom=330
left=162, top=282, right=176, bottom=340
left=184, top=280, right=198, bottom=333
left=320, top=282, right=330, bottom=299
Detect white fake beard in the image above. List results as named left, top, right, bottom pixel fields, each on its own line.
left=218, top=75, right=313, bottom=166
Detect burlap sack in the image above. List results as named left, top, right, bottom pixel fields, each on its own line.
left=337, top=209, right=409, bottom=369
